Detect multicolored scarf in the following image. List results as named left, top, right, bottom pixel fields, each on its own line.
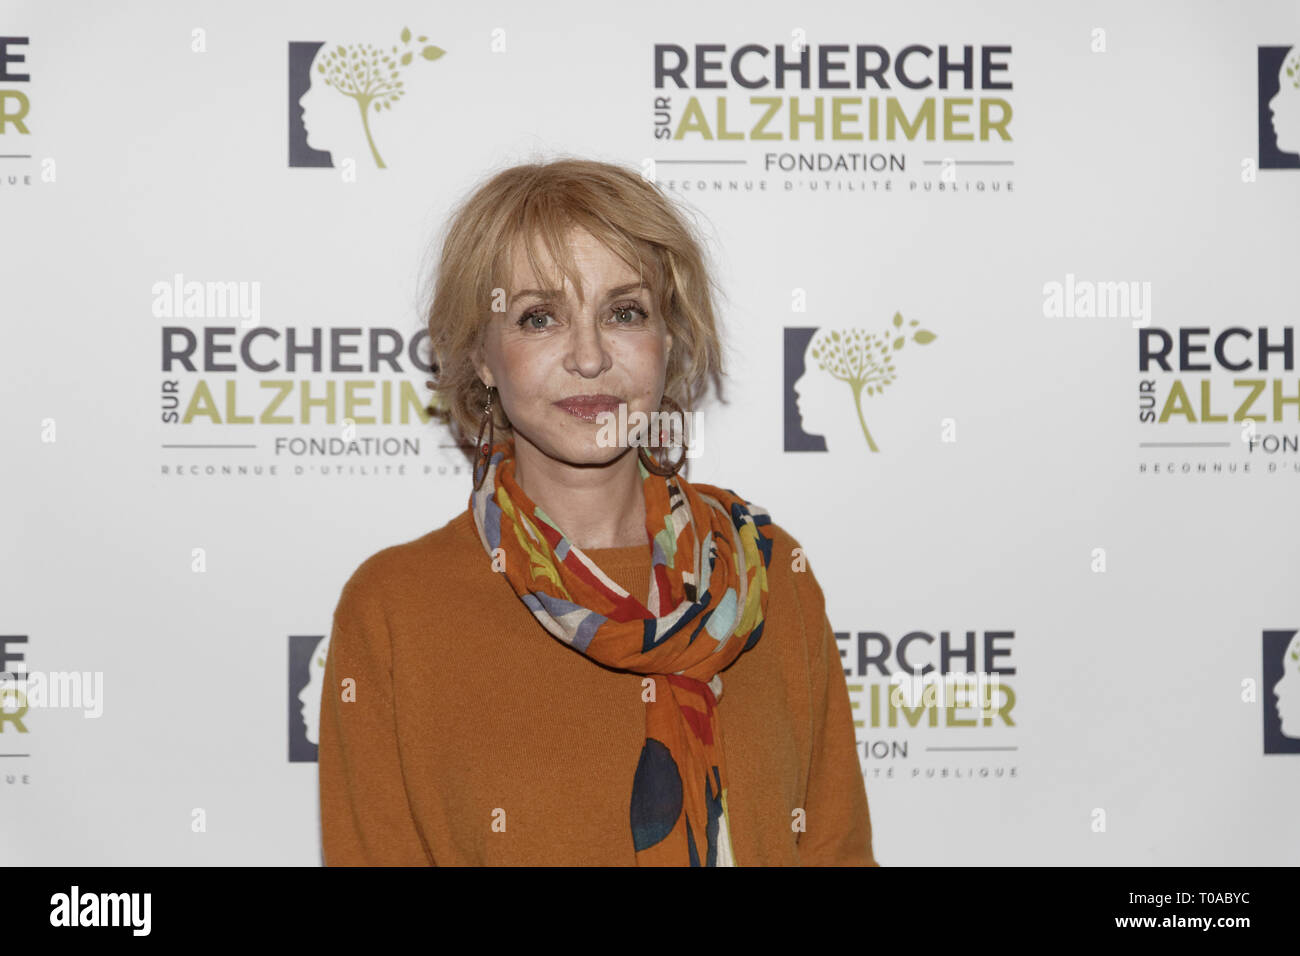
left=468, top=440, right=774, bottom=866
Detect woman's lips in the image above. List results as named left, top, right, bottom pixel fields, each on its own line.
left=553, top=395, right=623, bottom=422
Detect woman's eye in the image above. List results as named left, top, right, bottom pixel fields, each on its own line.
left=612, top=304, right=648, bottom=324
left=518, top=310, right=553, bottom=330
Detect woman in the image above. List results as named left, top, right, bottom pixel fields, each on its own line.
left=318, top=158, right=879, bottom=866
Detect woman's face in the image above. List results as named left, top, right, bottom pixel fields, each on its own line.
left=475, top=227, right=674, bottom=468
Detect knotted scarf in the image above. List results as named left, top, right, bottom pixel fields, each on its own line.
left=468, top=439, right=775, bottom=866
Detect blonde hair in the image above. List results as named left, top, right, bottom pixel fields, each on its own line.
left=422, top=157, right=728, bottom=460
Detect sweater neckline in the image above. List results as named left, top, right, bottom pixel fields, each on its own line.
left=580, top=540, right=653, bottom=571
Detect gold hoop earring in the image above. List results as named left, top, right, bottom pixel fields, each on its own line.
left=472, top=385, right=496, bottom=490
left=637, top=394, right=688, bottom=478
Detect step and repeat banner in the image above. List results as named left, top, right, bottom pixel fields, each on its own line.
left=3, top=0, right=1298, bottom=866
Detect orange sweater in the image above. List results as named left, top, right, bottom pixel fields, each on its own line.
left=318, top=506, right=879, bottom=866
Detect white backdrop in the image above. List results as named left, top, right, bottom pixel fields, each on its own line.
left=3, top=0, right=1299, bottom=865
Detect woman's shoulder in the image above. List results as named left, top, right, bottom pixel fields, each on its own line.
left=758, top=517, right=798, bottom=561
left=332, top=508, right=482, bottom=629
left=693, top=481, right=822, bottom=602
left=697, top=483, right=830, bottom=639
left=727, top=510, right=834, bottom=680
left=758, top=517, right=829, bottom=621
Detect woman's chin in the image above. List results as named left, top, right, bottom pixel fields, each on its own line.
left=536, top=437, right=633, bottom=468
left=511, top=419, right=631, bottom=463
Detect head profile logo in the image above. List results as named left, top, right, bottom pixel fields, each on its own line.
left=1258, top=45, right=1300, bottom=169
left=784, top=313, right=937, bottom=453
left=289, top=27, right=446, bottom=169
left=289, top=633, right=329, bottom=761
left=1264, top=629, right=1300, bottom=754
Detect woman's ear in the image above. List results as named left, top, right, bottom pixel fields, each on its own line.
left=471, top=343, right=494, bottom=389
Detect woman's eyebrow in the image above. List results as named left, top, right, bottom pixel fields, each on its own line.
left=511, top=281, right=648, bottom=302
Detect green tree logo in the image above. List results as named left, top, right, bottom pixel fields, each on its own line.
left=808, top=312, right=937, bottom=451
left=316, top=27, right=445, bottom=168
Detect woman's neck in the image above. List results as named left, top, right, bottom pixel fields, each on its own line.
left=511, top=441, right=649, bottom=550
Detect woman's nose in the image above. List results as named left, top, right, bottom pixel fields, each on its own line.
left=567, top=315, right=610, bottom=374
